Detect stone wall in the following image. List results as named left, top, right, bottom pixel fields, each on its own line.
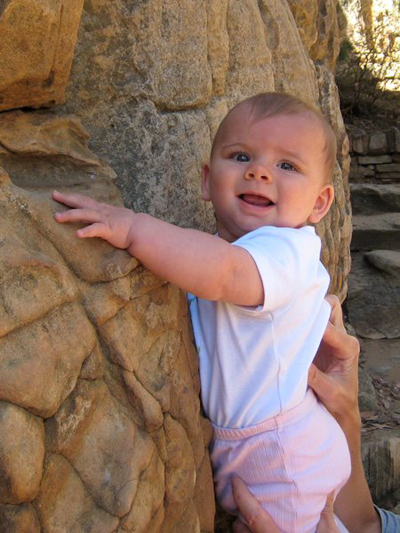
left=0, top=1, right=352, bottom=531
left=349, top=126, right=400, bottom=184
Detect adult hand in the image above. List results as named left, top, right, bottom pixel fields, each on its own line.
left=308, top=295, right=360, bottom=424
left=232, top=477, right=339, bottom=533
left=232, top=476, right=279, bottom=533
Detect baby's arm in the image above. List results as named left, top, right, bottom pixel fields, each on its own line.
left=52, top=191, right=263, bottom=306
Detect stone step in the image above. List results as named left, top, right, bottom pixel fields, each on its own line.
left=351, top=183, right=400, bottom=215
left=347, top=253, right=400, bottom=339
left=351, top=213, right=400, bottom=251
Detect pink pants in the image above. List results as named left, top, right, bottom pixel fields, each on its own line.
left=211, top=389, right=351, bottom=533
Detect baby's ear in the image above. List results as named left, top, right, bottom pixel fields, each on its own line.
left=201, top=164, right=212, bottom=201
left=308, top=185, right=334, bottom=224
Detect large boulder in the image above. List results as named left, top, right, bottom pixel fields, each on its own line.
left=0, top=115, right=214, bottom=532
left=63, top=0, right=351, bottom=300
left=0, top=1, right=352, bottom=531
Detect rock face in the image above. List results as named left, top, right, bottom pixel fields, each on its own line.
left=63, top=0, right=352, bottom=300
left=0, top=117, right=214, bottom=532
left=0, top=0, right=84, bottom=111
left=0, top=1, right=352, bottom=531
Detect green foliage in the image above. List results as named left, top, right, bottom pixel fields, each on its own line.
left=336, top=0, right=400, bottom=119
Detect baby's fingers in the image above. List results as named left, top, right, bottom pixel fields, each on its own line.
left=76, top=223, right=107, bottom=239
left=52, top=190, right=100, bottom=210
left=54, top=208, right=102, bottom=224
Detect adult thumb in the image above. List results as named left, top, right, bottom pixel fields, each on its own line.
left=308, top=364, right=332, bottom=403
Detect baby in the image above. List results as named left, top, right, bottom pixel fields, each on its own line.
left=53, top=92, right=351, bottom=532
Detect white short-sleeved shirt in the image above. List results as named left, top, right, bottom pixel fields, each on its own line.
left=188, top=225, right=331, bottom=429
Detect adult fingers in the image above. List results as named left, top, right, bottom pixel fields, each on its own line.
left=232, top=519, right=252, bottom=533
left=316, top=492, right=339, bottom=533
left=231, top=477, right=280, bottom=533
left=325, top=295, right=345, bottom=331
left=308, top=364, right=338, bottom=406
left=321, top=322, right=360, bottom=362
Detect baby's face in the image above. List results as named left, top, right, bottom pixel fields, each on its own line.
left=202, top=106, right=334, bottom=242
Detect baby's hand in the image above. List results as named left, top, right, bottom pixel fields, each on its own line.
left=52, top=190, right=136, bottom=250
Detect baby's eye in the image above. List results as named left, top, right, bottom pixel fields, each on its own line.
left=233, top=153, right=250, bottom=162
left=278, top=161, right=297, bottom=171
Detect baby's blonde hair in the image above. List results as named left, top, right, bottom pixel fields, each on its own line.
left=212, top=92, right=337, bottom=184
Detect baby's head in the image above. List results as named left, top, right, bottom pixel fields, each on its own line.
left=202, top=92, right=336, bottom=242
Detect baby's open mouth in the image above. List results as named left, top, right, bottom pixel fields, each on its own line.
left=239, top=194, right=273, bottom=207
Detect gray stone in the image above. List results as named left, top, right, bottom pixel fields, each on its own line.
left=376, top=164, right=400, bottom=173
left=347, top=253, right=400, bottom=339
left=351, top=213, right=400, bottom=251
left=358, top=367, right=379, bottom=412
left=350, top=183, right=400, bottom=215
left=350, top=127, right=369, bottom=155
left=365, top=250, right=400, bottom=279
left=360, top=338, right=400, bottom=383
left=376, top=173, right=400, bottom=183
left=359, top=166, right=376, bottom=178
left=369, top=132, right=388, bottom=155
left=362, top=428, right=400, bottom=504
left=388, top=127, right=400, bottom=153
left=358, top=155, right=392, bottom=165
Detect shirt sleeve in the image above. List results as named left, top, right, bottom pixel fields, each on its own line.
left=232, top=226, right=323, bottom=314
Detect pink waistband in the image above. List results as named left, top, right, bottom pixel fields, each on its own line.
left=212, top=389, right=319, bottom=440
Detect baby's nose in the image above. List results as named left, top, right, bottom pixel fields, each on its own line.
left=245, top=165, right=272, bottom=182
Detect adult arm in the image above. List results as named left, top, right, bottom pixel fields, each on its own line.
left=308, top=295, right=381, bottom=533
left=232, top=295, right=382, bottom=533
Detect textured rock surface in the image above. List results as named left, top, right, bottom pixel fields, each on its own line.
left=362, top=429, right=400, bottom=507
left=1, top=1, right=353, bottom=531
left=63, top=0, right=352, bottom=300
left=0, top=0, right=84, bottom=111
left=0, top=117, right=214, bottom=532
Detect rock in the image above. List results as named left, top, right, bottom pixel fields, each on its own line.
left=376, top=163, right=400, bottom=174
left=347, top=254, right=400, bottom=339
left=358, top=367, right=379, bottom=412
left=0, top=111, right=98, bottom=164
left=350, top=184, right=400, bottom=216
left=0, top=0, right=84, bottom=111
left=358, top=155, right=392, bottom=165
left=0, top=503, right=40, bottom=533
left=46, top=380, right=158, bottom=517
left=0, top=1, right=354, bottom=529
left=351, top=213, right=400, bottom=251
left=388, top=127, right=400, bottom=153
left=287, top=0, right=341, bottom=69
left=360, top=338, right=400, bottom=383
left=369, top=132, right=388, bottom=155
left=376, top=173, right=400, bottom=183
left=0, top=403, right=45, bottom=504
left=0, top=162, right=213, bottom=530
left=349, top=127, right=369, bottom=155
left=365, top=250, right=400, bottom=279
left=362, top=428, right=400, bottom=505
left=0, top=302, right=96, bottom=418
left=63, top=0, right=351, bottom=301
left=35, top=453, right=119, bottom=533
